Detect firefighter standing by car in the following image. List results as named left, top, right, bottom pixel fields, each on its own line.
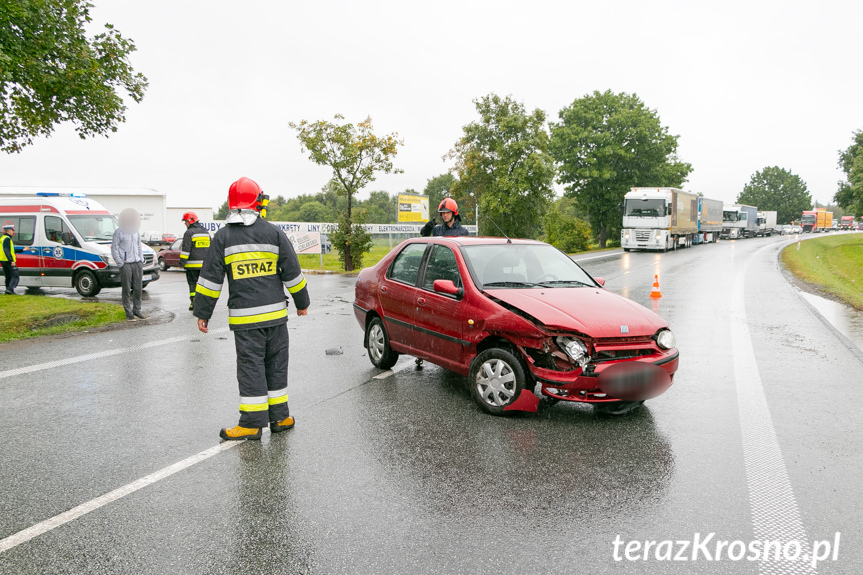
left=194, top=177, right=310, bottom=441
left=179, top=212, right=211, bottom=311
left=1, top=223, right=19, bottom=295
left=420, top=198, right=470, bottom=237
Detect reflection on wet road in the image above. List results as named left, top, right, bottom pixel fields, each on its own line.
left=0, top=237, right=861, bottom=574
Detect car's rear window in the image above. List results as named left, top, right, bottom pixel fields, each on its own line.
left=461, top=244, right=596, bottom=289
left=387, top=243, right=427, bottom=286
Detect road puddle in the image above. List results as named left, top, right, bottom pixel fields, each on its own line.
left=800, top=292, right=863, bottom=352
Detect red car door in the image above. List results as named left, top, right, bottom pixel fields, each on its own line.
left=411, top=244, right=468, bottom=372
left=378, top=242, right=429, bottom=353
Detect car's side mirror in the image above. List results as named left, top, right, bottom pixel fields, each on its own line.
left=594, top=277, right=606, bottom=287
left=433, top=279, right=461, bottom=296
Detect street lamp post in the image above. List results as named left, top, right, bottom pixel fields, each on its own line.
left=469, top=192, right=479, bottom=236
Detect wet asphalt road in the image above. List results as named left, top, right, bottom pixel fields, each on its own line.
left=1, top=236, right=861, bottom=574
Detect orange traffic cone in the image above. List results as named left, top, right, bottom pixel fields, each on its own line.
left=649, top=274, right=662, bottom=298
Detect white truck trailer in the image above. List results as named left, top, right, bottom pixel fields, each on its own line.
left=756, top=210, right=777, bottom=237
left=721, top=204, right=758, bottom=239
left=621, top=187, right=699, bottom=252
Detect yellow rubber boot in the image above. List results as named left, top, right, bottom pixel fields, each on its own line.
left=270, top=416, right=295, bottom=433
left=219, top=426, right=262, bottom=441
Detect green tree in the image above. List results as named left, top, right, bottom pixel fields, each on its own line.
left=550, top=90, right=691, bottom=247
left=737, top=166, right=812, bottom=224
left=447, top=94, right=554, bottom=238
left=290, top=115, right=403, bottom=271
left=543, top=196, right=592, bottom=253
left=834, top=130, right=863, bottom=216
left=297, top=200, right=334, bottom=222
left=0, top=0, right=148, bottom=153
left=361, top=190, right=397, bottom=223
left=215, top=200, right=229, bottom=220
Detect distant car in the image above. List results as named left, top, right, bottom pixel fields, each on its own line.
left=775, top=225, right=791, bottom=235
left=157, top=239, right=183, bottom=270
left=141, top=230, right=162, bottom=245
left=354, top=237, right=679, bottom=416
left=789, top=225, right=803, bottom=234
left=161, top=233, right=177, bottom=245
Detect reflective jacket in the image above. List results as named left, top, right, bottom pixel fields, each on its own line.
left=0, top=234, right=15, bottom=263
left=193, top=217, right=310, bottom=331
left=180, top=221, right=211, bottom=269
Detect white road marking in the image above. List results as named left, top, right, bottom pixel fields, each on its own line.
left=0, top=304, right=339, bottom=381
left=732, top=245, right=815, bottom=574
left=373, top=370, right=394, bottom=379
left=0, top=441, right=240, bottom=554
left=0, top=327, right=230, bottom=380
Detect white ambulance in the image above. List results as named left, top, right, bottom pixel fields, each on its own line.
left=0, top=193, right=160, bottom=296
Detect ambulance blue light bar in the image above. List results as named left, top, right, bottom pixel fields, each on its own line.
left=36, top=192, right=87, bottom=197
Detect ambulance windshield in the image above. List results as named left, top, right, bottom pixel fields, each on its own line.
left=67, top=214, right=119, bottom=242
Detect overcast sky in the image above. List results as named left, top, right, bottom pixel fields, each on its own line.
left=1, top=0, right=860, bottom=211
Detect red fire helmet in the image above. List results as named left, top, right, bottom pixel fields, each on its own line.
left=228, top=177, right=262, bottom=211
left=181, top=211, right=198, bottom=224
left=438, top=197, right=459, bottom=216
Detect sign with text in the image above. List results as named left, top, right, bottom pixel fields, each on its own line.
left=397, top=194, right=430, bottom=223
left=285, top=231, right=322, bottom=254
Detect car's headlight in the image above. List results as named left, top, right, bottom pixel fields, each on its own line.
left=100, top=254, right=117, bottom=266
left=656, top=329, right=676, bottom=350
left=556, top=336, right=589, bottom=368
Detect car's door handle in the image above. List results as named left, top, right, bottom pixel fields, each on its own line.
left=380, top=286, right=388, bottom=293
left=417, top=297, right=426, bottom=305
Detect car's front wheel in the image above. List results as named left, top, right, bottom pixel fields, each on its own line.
left=366, top=317, right=399, bottom=370
left=469, top=348, right=526, bottom=415
left=158, top=257, right=167, bottom=271
left=75, top=270, right=101, bottom=297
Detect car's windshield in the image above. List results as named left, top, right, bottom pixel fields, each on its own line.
left=461, top=244, right=597, bottom=289
left=67, top=214, right=119, bottom=242
left=624, top=198, right=665, bottom=218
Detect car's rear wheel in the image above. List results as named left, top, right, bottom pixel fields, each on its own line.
left=593, top=400, right=644, bottom=415
left=74, top=270, right=101, bottom=297
left=366, top=317, right=399, bottom=369
left=469, top=348, right=526, bottom=415
left=158, top=257, right=167, bottom=271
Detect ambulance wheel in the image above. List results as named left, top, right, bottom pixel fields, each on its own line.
left=366, top=317, right=399, bottom=370
left=75, top=270, right=101, bottom=297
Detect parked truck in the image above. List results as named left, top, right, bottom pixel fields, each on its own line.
left=695, top=197, right=723, bottom=244
left=620, top=187, right=700, bottom=251
left=840, top=216, right=854, bottom=230
left=801, top=208, right=833, bottom=232
left=756, top=211, right=777, bottom=237
left=721, top=204, right=758, bottom=239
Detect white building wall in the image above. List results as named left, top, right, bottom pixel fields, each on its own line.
left=165, top=207, right=214, bottom=238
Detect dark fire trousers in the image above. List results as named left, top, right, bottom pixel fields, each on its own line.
left=234, top=323, right=290, bottom=428
left=185, top=268, right=200, bottom=305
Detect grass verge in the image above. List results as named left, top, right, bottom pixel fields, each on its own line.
left=781, top=234, right=863, bottom=310
left=0, top=295, right=126, bottom=343
left=298, top=245, right=395, bottom=273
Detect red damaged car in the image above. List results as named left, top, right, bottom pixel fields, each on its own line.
left=353, top=237, right=679, bottom=415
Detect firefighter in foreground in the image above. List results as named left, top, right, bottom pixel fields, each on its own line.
left=179, top=211, right=211, bottom=310
left=194, top=177, right=310, bottom=440
left=420, top=198, right=470, bottom=237
left=1, top=223, right=19, bottom=295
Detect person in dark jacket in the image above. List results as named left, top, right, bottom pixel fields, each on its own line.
left=194, top=177, right=310, bottom=441
left=420, top=198, right=471, bottom=237
left=179, top=211, right=211, bottom=310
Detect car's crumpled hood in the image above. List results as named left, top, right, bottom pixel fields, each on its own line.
left=484, top=287, right=667, bottom=338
